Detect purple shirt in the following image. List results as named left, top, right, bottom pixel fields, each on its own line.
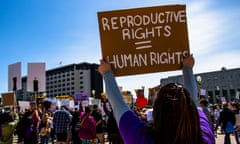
left=102, top=66, right=215, bottom=144
left=78, top=112, right=96, bottom=139
left=119, top=109, right=215, bottom=144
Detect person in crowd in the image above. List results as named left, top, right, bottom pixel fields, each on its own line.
left=37, top=103, right=44, bottom=119
left=231, top=102, right=240, bottom=144
left=103, top=101, right=124, bottom=144
left=21, top=106, right=41, bottom=144
left=9, top=106, right=18, bottom=121
left=213, top=104, right=221, bottom=137
left=91, top=104, right=104, bottom=144
left=200, top=99, right=214, bottom=135
left=98, top=54, right=215, bottom=144
left=216, top=102, right=236, bottom=144
left=209, top=104, right=215, bottom=126
left=0, top=111, right=19, bottom=144
left=53, top=106, right=72, bottom=144
left=78, top=106, right=98, bottom=144
left=213, top=104, right=221, bottom=126
left=39, top=112, right=51, bottom=144
left=199, top=99, right=212, bottom=122
left=15, top=111, right=24, bottom=143
left=101, top=93, right=112, bottom=130
left=32, top=106, right=41, bottom=143
left=48, top=112, right=55, bottom=144
left=70, top=110, right=82, bottom=144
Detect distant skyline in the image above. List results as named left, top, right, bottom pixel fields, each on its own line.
left=1, top=1, right=240, bottom=96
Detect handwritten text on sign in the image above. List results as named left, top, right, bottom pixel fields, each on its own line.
left=98, top=5, right=189, bottom=76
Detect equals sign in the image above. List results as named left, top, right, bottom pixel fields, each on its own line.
left=135, top=40, right=152, bottom=50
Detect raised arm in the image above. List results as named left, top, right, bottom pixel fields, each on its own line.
left=98, top=60, right=130, bottom=125
left=182, top=54, right=199, bottom=106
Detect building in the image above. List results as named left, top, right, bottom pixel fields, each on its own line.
left=160, top=67, right=240, bottom=104
left=16, top=62, right=103, bottom=101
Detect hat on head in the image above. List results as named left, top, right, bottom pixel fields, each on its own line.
left=222, top=102, right=228, bottom=108
left=93, top=104, right=98, bottom=109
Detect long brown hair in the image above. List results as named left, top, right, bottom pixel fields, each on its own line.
left=151, top=83, right=203, bottom=144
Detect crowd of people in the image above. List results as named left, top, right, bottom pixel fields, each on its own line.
left=0, top=95, right=125, bottom=144
left=1, top=96, right=240, bottom=144
left=1, top=54, right=240, bottom=144
left=199, top=99, right=240, bottom=144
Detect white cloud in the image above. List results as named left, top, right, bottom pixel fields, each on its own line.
left=114, top=1, right=240, bottom=96
left=187, top=1, right=225, bottom=55
left=195, top=52, right=240, bottom=74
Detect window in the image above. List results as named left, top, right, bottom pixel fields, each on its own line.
left=222, top=89, right=228, bottom=100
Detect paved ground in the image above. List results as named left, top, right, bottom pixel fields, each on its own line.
left=216, top=133, right=225, bottom=143
left=215, top=133, right=240, bottom=144
left=12, top=135, right=18, bottom=144
left=12, top=133, right=238, bottom=144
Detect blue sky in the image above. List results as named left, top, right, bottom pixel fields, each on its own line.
left=1, top=0, right=240, bottom=96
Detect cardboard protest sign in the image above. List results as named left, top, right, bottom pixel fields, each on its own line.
left=1, top=92, right=15, bottom=106
left=98, top=5, right=189, bottom=76
left=8, top=62, right=22, bottom=91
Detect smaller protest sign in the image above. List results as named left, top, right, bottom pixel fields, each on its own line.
left=2, top=92, right=15, bottom=106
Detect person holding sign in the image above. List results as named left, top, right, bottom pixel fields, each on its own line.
left=98, top=54, right=215, bottom=144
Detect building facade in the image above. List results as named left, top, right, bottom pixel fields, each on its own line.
left=16, top=62, right=103, bottom=101
left=160, top=67, right=240, bottom=104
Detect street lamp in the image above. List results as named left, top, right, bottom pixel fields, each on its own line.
left=33, top=77, right=39, bottom=106
left=196, top=76, right=202, bottom=100
left=92, top=90, right=95, bottom=98
left=196, top=76, right=202, bottom=85
left=12, top=77, right=17, bottom=107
